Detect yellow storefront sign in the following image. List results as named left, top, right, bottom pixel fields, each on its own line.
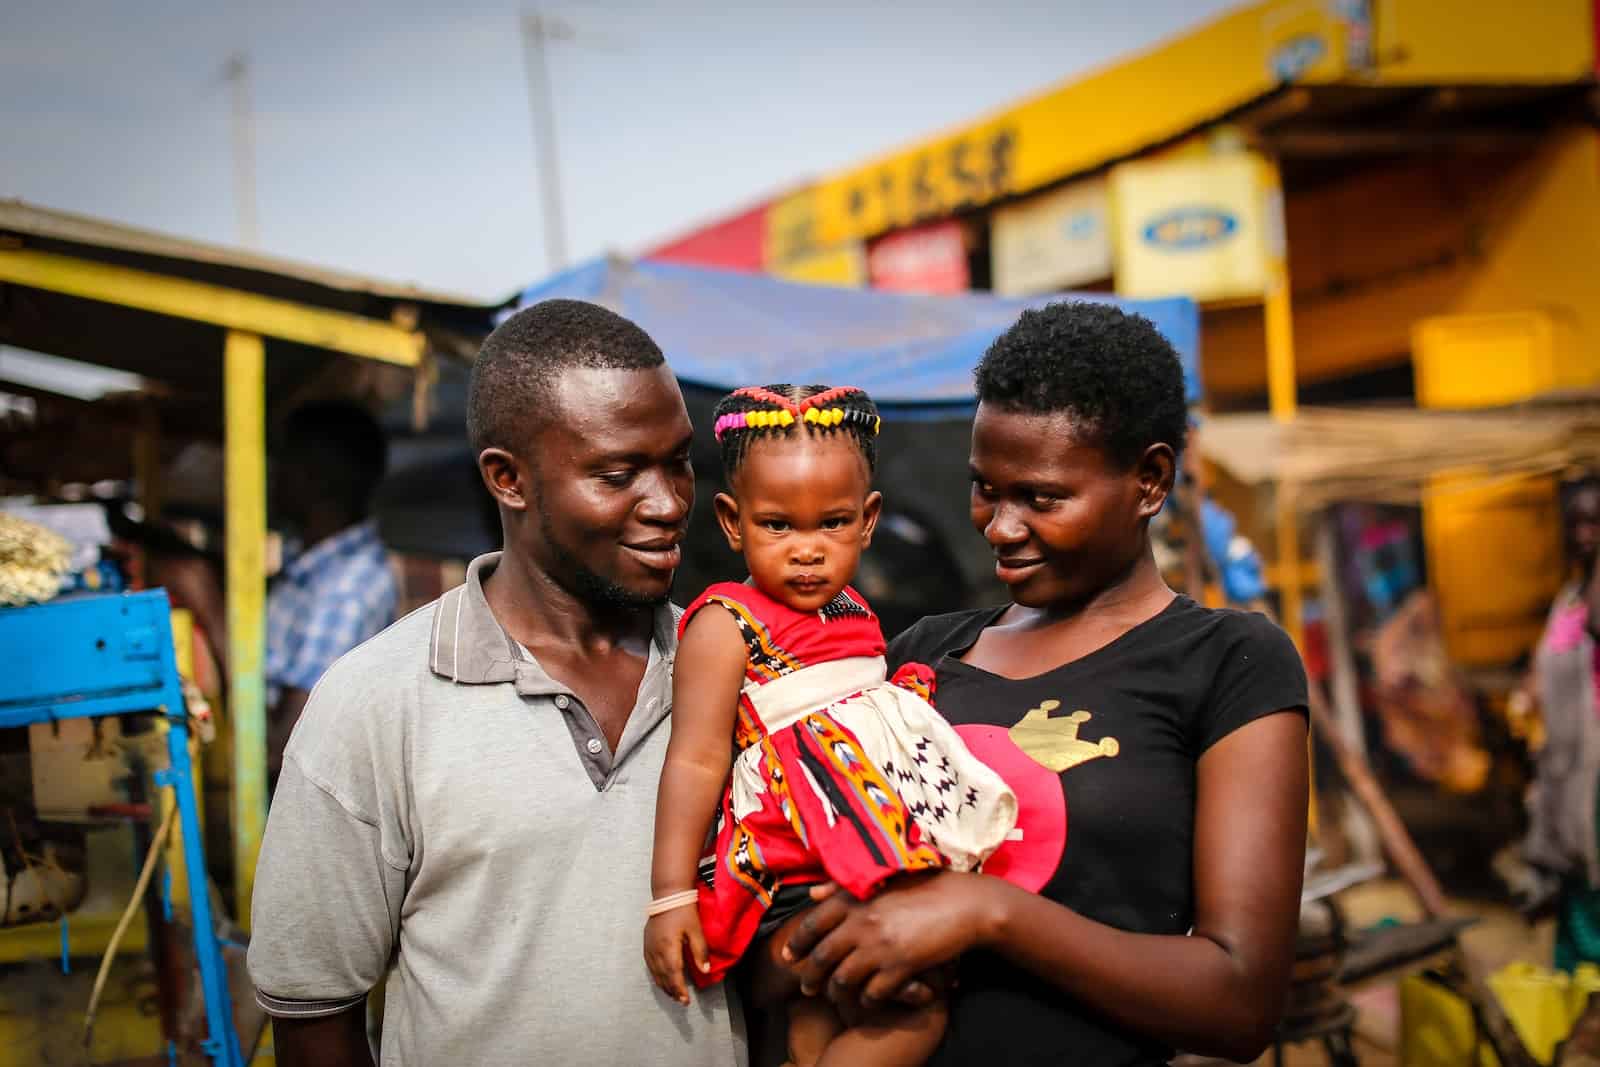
left=991, top=178, right=1111, bottom=296
left=770, top=244, right=866, bottom=288
left=761, top=0, right=1592, bottom=265
left=765, top=0, right=1351, bottom=260
left=1110, top=153, right=1281, bottom=304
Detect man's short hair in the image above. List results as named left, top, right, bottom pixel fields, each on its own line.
left=281, top=401, right=387, bottom=514
left=974, top=301, right=1189, bottom=467
left=467, top=299, right=666, bottom=455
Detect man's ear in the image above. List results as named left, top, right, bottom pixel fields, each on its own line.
left=1136, top=443, right=1175, bottom=521
left=860, top=491, right=883, bottom=549
left=478, top=448, right=528, bottom=512
left=713, top=492, right=743, bottom=551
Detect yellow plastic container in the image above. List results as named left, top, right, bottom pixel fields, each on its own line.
left=1401, top=963, right=1600, bottom=1067
left=1413, top=310, right=1596, bottom=667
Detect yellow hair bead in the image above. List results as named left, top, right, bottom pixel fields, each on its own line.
left=778, top=410, right=794, bottom=427
left=873, top=416, right=882, bottom=434
left=831, top=408, right=843, bottom=426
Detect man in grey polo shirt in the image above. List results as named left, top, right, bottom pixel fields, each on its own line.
left=248, top=300, right=745, bottom=1066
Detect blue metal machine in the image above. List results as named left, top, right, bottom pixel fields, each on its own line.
left=0, top=590, right=246, bottom=1067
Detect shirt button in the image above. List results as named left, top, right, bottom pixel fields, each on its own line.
left=555, top=695, right=570, bottom=710
left=586, top=737, right=604, bottom=755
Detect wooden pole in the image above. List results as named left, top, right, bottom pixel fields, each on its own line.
left=225, top=329, right=267, bottom=928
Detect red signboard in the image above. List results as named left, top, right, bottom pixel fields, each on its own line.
left=645, top=201, right=769, bottom=273
left=866, top=220, right=970, bottom=294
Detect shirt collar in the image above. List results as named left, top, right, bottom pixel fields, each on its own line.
left=283, top=519, right=383, bottom=581
left=428, top=551, right=679, bottom=696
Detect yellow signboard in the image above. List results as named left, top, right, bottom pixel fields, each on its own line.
left=766, top=0, right=1350, bottom=257
left=761, top=0, right=1592, bottom=263
left=991, top=178, right=1111, bottom=296
left=769, top=243, right=866, bottom=288
left=1110, top=153, right=1281, bottom=304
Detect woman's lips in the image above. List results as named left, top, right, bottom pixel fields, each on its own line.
left=994, top=557, right=1044, bottom=582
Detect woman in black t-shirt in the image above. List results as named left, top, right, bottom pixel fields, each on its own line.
left=781, top=302, right=1309, bottom=1066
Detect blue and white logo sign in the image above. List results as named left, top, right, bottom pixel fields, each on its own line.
left=1270, top=33, right=1326, bottom=82
left=1061, top=210, right=1099, bottom=242
left=1140, top=207, right=1238, bottom=251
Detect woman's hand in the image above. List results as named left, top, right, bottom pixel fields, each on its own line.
left=644, top=907, right=710, bottom=1005
left=782, top=872, right=1000, bottom=1012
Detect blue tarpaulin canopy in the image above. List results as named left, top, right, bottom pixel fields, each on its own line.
left=512, top=257, right=1200, bottom=418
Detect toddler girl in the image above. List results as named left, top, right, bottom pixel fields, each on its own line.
left=644, top=384, right=1016, bottom=1066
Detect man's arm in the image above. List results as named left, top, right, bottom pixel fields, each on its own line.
left=269, top=688, right=312, bottom=781
left=273, top=1004, right=373, bottom=1067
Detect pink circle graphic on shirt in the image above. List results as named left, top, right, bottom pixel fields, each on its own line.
left=957, top=723, right=1067, bottom=893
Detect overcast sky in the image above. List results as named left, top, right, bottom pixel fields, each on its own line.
left=2, top=0, right=1238, bottom=302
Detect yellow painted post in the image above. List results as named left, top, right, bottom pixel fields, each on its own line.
left=162, top=609, right=200, bottom=912
left=225, top=329, right=267, bottom=928
left=1260, top=156, right=1303, bottom=648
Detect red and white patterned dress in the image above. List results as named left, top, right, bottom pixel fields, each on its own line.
left=682, top=581, right=1017, bottom=985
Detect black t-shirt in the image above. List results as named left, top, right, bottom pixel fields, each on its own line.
left=887, top=596, right=1308, bottom=1067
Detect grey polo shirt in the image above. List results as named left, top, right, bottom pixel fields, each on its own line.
left=247, top=552, right=744, bottom=1067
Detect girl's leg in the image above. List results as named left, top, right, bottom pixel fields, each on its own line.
left=816, top=998, right=947, bottom=1067
left=787, top=995, right=845, bottom=1067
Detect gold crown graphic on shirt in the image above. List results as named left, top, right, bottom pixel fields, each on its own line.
left=1009, top=701, right=1121, bottom=774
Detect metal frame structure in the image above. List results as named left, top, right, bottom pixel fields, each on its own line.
left=0, top=590, right=244, bottom=1067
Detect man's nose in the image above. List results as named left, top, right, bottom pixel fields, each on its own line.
left=635, top=469, right=689, bottom=525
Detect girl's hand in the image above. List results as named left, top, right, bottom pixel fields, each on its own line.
left=783, top=872, right=999, bottom=1012
left=644, top=906, right=711, bottom=1005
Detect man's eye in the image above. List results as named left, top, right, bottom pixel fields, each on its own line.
left=971, top=481, right=996, bottom=499
left=1028, top=492, right=1061, bottom=509
left=598, top=471, right=635, bottom=488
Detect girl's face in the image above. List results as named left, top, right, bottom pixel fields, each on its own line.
left=968, top=402, right=1171, bottom=610
left=714, top=432, right=882, bottom=613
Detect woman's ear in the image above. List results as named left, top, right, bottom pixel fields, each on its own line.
left=478, top=448, right=527, bottom=512
left=860, top=491, right=883, bottom=548
left=713, top=492, right=743, bottom=552
left=1136, top=443, right=1176, bottom=521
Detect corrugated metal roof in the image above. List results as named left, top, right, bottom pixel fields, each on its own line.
left=0, top=199, right=483, bottom=308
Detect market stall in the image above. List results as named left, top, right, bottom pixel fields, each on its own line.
left=0, top=199, right=491, bottom=1063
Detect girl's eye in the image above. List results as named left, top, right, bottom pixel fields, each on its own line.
left=821, top=517, right=849, bottom=530
left=761, top=520, right=790, bottom=533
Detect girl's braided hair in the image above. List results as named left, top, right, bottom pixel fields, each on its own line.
left=712, top=384, right=881, bottom=481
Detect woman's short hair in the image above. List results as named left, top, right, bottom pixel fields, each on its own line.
left=974, top=301, right=1189, bottom=467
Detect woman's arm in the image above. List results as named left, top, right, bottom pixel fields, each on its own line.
left=787, top=710, right=1308, bottom=1062
left=651, top=607, right=746, bottom=897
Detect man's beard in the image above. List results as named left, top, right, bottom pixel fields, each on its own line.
left=538, top=507, right=671, bottom=613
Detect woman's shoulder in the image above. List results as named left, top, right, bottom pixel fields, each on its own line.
left=886, top=605, right=1004, bottom=668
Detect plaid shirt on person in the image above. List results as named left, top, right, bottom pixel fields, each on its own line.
left=265, top=519, right=397, bottom=700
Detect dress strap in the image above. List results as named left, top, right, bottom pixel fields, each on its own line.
left=743, top=656, right=888, bottom=733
